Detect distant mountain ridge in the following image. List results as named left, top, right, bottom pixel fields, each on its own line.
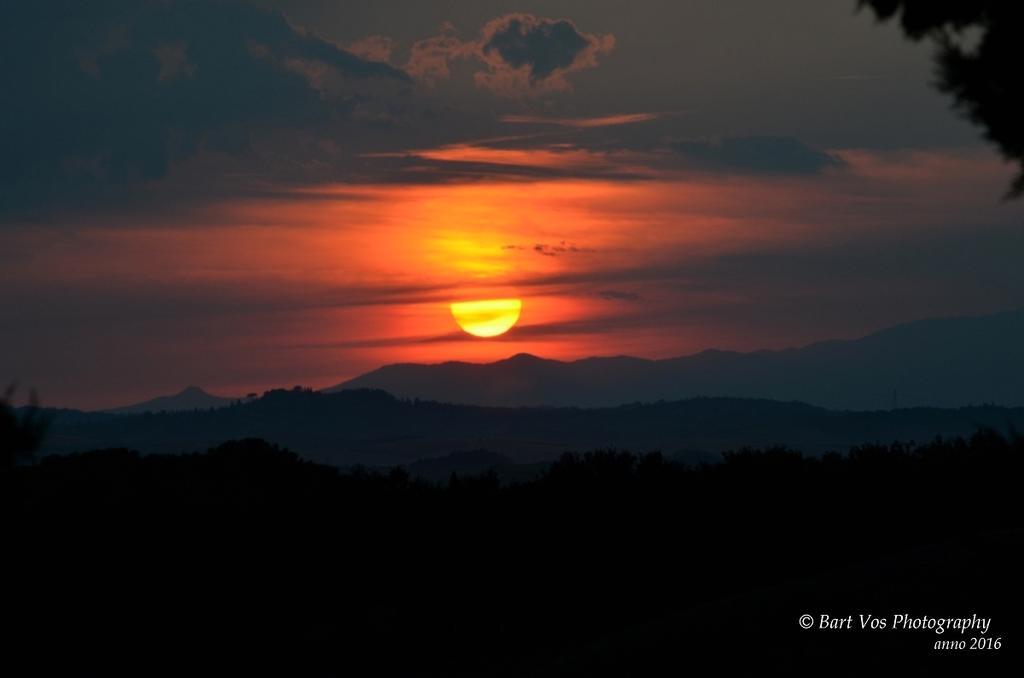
left=330, top=308, right=1024, bottom=410
left=105, top=386, right=237, bottom=414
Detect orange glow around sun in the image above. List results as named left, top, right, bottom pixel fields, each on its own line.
left=8, top=145, right=1015, bottom=405
left=451, top=298, right=522, bottom=337
left=54, top=173, right=818, bottom=386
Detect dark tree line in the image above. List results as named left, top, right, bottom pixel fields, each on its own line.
left=7, top=411, right=1023, bottom=676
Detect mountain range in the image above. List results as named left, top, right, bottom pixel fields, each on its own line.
left=330, top=308, right=1024, bottom=410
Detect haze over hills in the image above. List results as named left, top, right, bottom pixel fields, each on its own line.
left=331, top=308, right=1024, bottom=410
left=105, top=386, right=237, bottom=414
left=39, top=388, right=1024, bottom=468
left=30, top=307, right=1024, bottom=469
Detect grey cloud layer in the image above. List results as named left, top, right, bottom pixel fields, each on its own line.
left=0, top=0, right=409, bottom=212
left=0, top=3, right=622, bottom=215
left=670, top=137, right=845, bottom=175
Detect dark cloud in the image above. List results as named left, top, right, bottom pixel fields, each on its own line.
left=670, top=136, right=844, bottom=175
left=475, top=14, right=614, bottom=95
left=0, top=0, right=409, bottom=213
left=406, top=14, right=614, bottom=96
left=597, top=290, right=641, bottom=302
left=298, top=313, right=662, bottom=350
left=482, top=16, right=589, bottom=80
left=356, top=151, right=651, bottom=185
left=533, top=241, right=588, bottom=256
left=500, top=113, right=665, bottom=129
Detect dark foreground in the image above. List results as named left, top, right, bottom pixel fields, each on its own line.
left=6, top=430, right=1023, bottom=676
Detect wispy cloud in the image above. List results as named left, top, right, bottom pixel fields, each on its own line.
left=670, top=136, right=844, bottom=175
left=532, top=241, right=590, bottom=256
left=597, top=290, right=641, bottom=302
left=499, top=112, right=666, bottom=128
left=360, top=143, right=658, bottom=182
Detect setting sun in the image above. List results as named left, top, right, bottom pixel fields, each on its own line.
left=450, top=298, right=522, bottom=337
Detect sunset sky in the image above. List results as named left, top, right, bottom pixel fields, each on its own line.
left=2, top=0, right=1022, bottom=409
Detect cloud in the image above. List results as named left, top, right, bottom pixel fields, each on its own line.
left=500, top=113, right=664, bottom=128
left=475, top=14, right=615, bottom=94
left=405, top=22, right=474, bottom=86
left=532, top=241, right=589, bottom=257
left=406, top=14, right=614, bottom=96
left=297, top=312, right=662, bottom=350
left=0, top=6, right=622, bottom=213
left=597, top=290, right=641, bottom=302
left=670, top=136, right=844, bottom=175
left=152, top=40, right=195, bottom=81
left=347, top=35, right=396, bottom=63
left=0, top=1, right=410, bottom=213
left=361, top=143, right=653, bottom=183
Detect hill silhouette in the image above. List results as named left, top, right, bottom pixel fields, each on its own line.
left=332, top=308, right=1024, bottom=409
left=105, top=385, right=238, bottom=414
left=37, top=387, right=1024, bottom=467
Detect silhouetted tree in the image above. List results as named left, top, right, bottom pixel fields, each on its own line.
left=859, top=1, right=1024, bottom=196
left=1, top=385, right=46, bottom=469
